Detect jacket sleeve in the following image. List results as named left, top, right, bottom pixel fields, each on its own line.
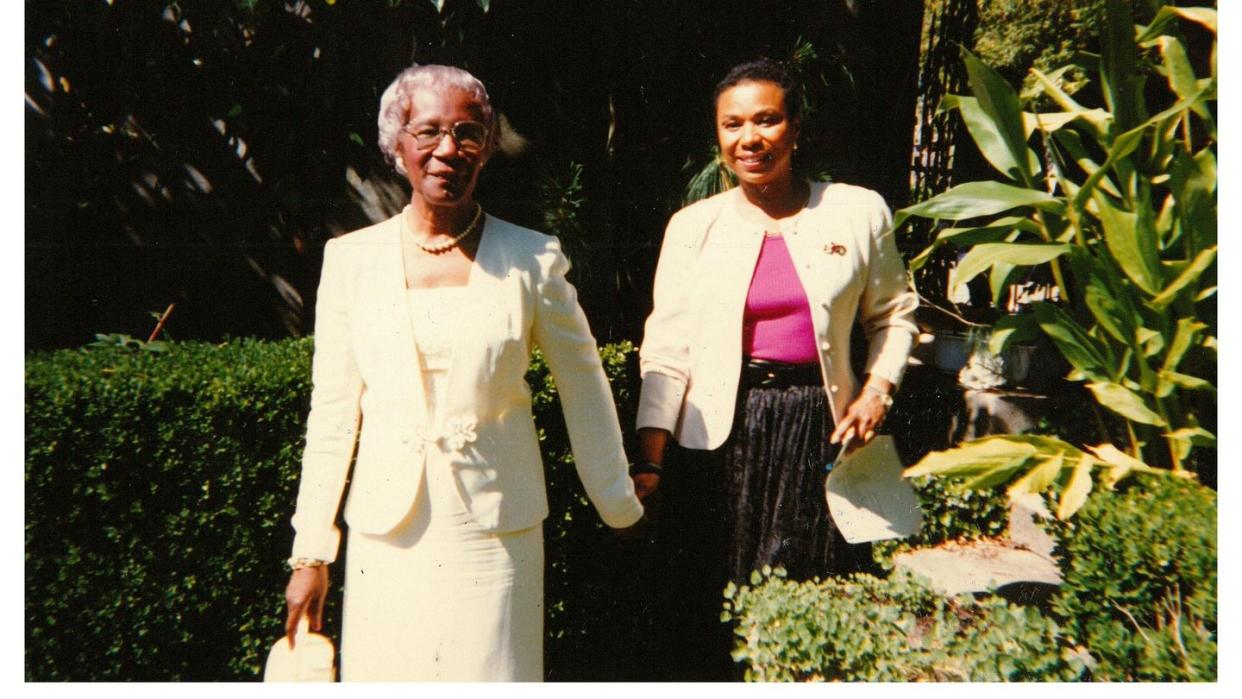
left=532, top=238, right=643, bottom=529
left=634, top=209, right=703, bottom=433
left=289, top=238, right=364, bottom=563
left=857, top=193, right=919, bottom=388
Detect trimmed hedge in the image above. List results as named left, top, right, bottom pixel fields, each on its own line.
left=25, top=338, right=640, bottom=681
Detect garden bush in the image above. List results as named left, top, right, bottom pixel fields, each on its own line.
left=1052, top=475, right=1216, bottom=681
left=723, top=567, right=1090, bottom=682
left=25, top=338, right=639, bottom=681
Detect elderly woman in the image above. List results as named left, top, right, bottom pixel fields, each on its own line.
left=634, top=58, right=918, bottom=679
left=282, top=64, right=646, bottom=682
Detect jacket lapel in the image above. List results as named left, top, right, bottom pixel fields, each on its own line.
left=383, top=216, right=432, bottom=432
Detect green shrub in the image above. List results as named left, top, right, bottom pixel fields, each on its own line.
left=1052, top=476, right=1216, bottom=681
left=871, top=475, right=1011, bottom=569
left=25, top=338, right=638, bottom=681
left=723, top=568, right=1089, bottom=682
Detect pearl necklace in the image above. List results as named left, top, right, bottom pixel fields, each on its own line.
left=410, top=204, right=484, bottom=254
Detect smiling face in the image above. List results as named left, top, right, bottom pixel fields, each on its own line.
left=715, top=79, right=799, bottom=190
left=397, top=86, right=493, bottom=209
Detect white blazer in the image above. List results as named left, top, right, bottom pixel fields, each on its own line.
left=290, top=213, right=644, bottom=563
left=636, top=182, right=919, bottom=450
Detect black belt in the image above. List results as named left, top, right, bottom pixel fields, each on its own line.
left=740, top=357, right=822, bottom=389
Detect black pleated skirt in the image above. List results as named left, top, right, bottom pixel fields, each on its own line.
left=647, top=380, right=875, bottom=681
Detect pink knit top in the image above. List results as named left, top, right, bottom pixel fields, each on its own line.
left=742, top=235, right=818, bottom=364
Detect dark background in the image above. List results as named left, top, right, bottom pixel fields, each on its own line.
left=25, top=0, right=924, bottom=349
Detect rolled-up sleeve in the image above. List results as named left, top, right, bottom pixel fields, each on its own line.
left=858, top=195, right=919, bottom=387
left=635, top=210, right=703, bottom=433
left=290, top=238, right=363, bottom=563
left=532, top=238, right=643, bottom=529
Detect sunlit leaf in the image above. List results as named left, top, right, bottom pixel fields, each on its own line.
left=904, top=436, right=1039, bottom=479
left=1086, top=381, right=1166, bottom=425
left=1093, top=192, right=1161, bottom=295
left=941, top=93, right=1039, bottom=183
left=951, top=243, right=1070, bottom=296
left=963, top=48, right=1038, bottom=186
left=1057, top=456, right=1095, bottom=520
left=1006, top=452, right=1064, bottom=499
left=1150, top=246, right=1216, bottom=310
left=893, top=181, right=1065, bottom=232
left=1033, top=302, right=1108, bottom=378
left=1166, top=427, right=1216, bottom=448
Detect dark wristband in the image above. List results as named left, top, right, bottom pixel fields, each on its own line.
left=629, top=461, right=663, bottom=477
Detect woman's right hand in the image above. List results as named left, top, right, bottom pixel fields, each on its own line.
left=284, top=565, right=329, bottom=647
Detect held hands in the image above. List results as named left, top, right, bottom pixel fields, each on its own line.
left=829, top=379, right=894, bottom=454
left=284, top=565, right=329, bottom=648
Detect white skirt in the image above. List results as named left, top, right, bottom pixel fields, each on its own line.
left=339, top=487, right=544, bottom=681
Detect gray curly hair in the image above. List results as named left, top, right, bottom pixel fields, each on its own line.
left=377, top=64, right=495, bottom=176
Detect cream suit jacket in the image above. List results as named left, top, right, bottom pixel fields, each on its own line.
left=290, top=213, right=644, bottom=563
left=636, top=182, right=919, bottom=450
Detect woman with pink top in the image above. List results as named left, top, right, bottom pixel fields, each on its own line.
left=634, top=58, right=918, bottom=680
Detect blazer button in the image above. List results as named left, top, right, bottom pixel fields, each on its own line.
left=820, top=340, right=831, bottom=351
left=830, top=384, right=840, bottom=393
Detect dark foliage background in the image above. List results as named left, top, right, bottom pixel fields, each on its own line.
left=24, top=339, right=652, bottom=680
left=26, top=0, right=924, bottom=350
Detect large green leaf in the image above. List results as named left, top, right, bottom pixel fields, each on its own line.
left=1162, top=318, right=1207, bottom=373
left=1030, top=68, right=1112, bottom=134
left=942, top=94, right=1039, bottom=183
left=1086, top=381, right=1166, bottom=426
left=908, top=218, right=1036, bottom=271
left=963, top=48, right=1038, bottom=187
left=951, top=243, right=1070, bottom=296
left=1166, top=426, right=1216, bottom=448
left=988, top=313, right=1039, bottom=356
left=1150, top=246, right=1216, bottom=310
left=1084, top=281, right=1136, bottom=345
left=1007, top=452, right=1065, bottom=499
left=1136, top=5, right=1217, bottom=43
left=1034, top=302, right=1109, bottom=379
left=1057, top=456, right=1095, bottom=520
left=893, top=182, right=1065, bottom=232
left=903, top=436, right=1039, bottom=479
left=1157, top=370, right=1213, bottom=396
left=1101, top=0, right=1142, bottom=132
left=1093, top=192, right=1161, bottom=295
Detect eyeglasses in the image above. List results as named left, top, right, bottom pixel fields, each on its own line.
left=402, top=121, right=490, bottom=153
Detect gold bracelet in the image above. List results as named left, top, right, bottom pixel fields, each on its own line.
left=287, top=556, right=326, bottom=571
left=864, top=384, right=894, bottom=408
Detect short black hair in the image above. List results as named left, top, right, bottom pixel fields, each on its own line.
left=712, top=58, right=802, bottom=122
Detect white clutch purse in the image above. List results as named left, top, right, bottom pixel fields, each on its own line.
left=263, top=616, right=336, bottom=682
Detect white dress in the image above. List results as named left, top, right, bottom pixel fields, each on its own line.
left=338, top=285, right=544, bottom=681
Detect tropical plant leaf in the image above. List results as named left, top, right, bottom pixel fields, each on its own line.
left=1093, top=192, right=1161, bottom=295
left=951, top=243, right=1070, bottom=296
left=1100, top=0, right=1142, bottom=132
left=1006, top=452, right=1065, bottom=499
left=1086, top=381, right=1166, bottom=426
left=903, top=436, right=1040, bottom=479
left=1157, top=370, right=1213, bottom=393
left=988, top=313, right=1039, bottom=355
left=1057, top=455, right=1095, bottom=520
left=1150, top=246, right=1216, bottom=310
left=1084, top=281, right=1136, bottom=346
left=1162, top=318, right=1207, bottom=373
left=1166, top=426, right=1216, bottom=448
left=941, top=94, right=1039, bottom=184
left=963, top=48, right=1038, bottom=186
left=892, top=181, right=1065, bottom=232
left=1033, top=302, right=1108, bottom=379
left=1136, top=5, right=1217, bottom=43
left=960, top=455, right=1037, bottom=490
left=1086, top=443, right=1146, bottom=488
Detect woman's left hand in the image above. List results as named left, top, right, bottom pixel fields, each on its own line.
left=829, top=379, right=893, bottom=452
